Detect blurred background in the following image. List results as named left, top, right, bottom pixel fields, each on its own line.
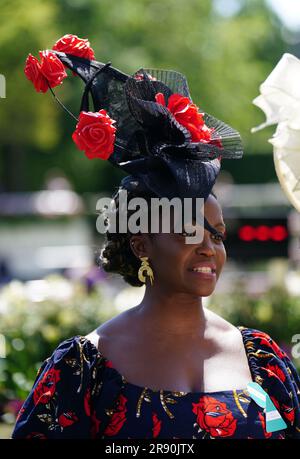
left=1, top=0, right=300, bottom=438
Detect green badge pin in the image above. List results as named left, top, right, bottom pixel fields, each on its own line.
left=247, top=382, right=287, bottom=433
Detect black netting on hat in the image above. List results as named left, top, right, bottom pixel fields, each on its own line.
left=50, top=51, right=244, bottom=235
left=51, top=51, right=243, bottom=158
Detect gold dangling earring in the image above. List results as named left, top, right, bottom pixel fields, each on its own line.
left=138, top=256, right=154, bottom=286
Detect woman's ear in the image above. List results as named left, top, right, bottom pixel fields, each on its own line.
left=129, top=234, right=150, bottom=259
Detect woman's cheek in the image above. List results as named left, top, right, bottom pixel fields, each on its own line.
left=217, top=245, right=227, bottom=274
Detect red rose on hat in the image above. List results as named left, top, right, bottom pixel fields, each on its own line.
left=72, top=109, right=116, bottom=160
left=155, top=92, right=223, bottom=149
left=52, top=34, right=95, bottom=60
left=24, top=50, right=67, bottom=93
left=155, top=92, right=213, bottom=143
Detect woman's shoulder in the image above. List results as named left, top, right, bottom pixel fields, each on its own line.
left=84, top=307, right=138, bottom=352
left=12, top=332, right=125, bottom=439
left=49, top=308, right=133, bottom=363
left=237, top=325, right=290, bottom=360
left=29, top=334, right=104, bottom=397
left=46, top=334, right=100, bottom=365
left=237, top=325, right=300, bottom=438
left=238, top=327, right=300, bottom=400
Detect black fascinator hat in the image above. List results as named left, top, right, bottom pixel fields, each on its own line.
left=24, top=34, right=243, bottom=235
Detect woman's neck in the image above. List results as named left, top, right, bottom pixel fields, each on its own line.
left=133, top=285, right=207, bottom=337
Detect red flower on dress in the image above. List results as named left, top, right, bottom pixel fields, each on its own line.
left=24, top=50, right=67, bottom=93
left=155, top=92, right=221, bottom=147
left=72, top=110, right=116, bottom=160
left=58, top=411, right=79, bottom=428
left=152, top=412, right=162, bottom=438
left=265, top=364, right=286, bottom=382
left=52, top=34, right=95, bottom=60
left=103, top=394, right=128, bottom=436
left=84, top=388, right=92, bottom=417
left=91, top=410, right=102, bottom=438
left=192, top=395, right=237, bottom=437
left=271, top=395, right=295, bottom=424
left=33, top=367, right=61, bottom=406
left=84, top=388, right=102, bottom=438
left=258, top=411, right=272, bottom=438
left=252, top=331, right=287, bottom=359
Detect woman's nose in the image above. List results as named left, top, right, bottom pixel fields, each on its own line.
left=195, top=232, right=216, bottom=256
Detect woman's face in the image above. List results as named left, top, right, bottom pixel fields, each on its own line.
left=139, top=194, right=227, bottom=297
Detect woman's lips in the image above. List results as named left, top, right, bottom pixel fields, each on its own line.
left=187, top=269, right=216, bottom=280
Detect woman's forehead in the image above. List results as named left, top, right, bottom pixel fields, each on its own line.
left=126, top=194, right=224, bottom=235
left=203, top=195, right=223, bottom=217
left=158, top=203, right=224, bottom=233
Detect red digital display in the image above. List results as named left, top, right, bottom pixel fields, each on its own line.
left=238, top=225, right=288, bottom=242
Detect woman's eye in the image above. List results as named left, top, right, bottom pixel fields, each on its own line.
left=178, top=229, right=227, bottom=241
left=181, top=230, right=196, bottom=237
left=180, top=227, right=196, bottom=237
left=213, top=231, right=227, bottom=242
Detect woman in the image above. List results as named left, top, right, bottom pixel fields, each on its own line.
left=13, top=34, right=300, bottom=439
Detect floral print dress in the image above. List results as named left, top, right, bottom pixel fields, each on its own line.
left=11, top=326, right=300, bottom=439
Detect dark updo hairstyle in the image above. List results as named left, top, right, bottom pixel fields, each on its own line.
left=98, top=186, right=218, bottom=287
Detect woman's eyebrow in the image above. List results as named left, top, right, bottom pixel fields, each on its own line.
left=215, top=222, right=226, bottom=229
left=188, top=220, right=226, bottom=230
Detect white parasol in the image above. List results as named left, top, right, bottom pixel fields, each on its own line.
left=252, top=53, right=300, bottom=213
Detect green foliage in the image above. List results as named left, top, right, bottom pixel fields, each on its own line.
left=0, top=274, right=115, bottom=405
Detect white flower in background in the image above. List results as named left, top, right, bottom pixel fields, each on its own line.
left=252, top=53, right=300, bottom=213
left=24, top=277, right=74, bottom=303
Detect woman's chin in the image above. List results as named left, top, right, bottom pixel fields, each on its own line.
left=184, top=285, right=215, bottom=297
